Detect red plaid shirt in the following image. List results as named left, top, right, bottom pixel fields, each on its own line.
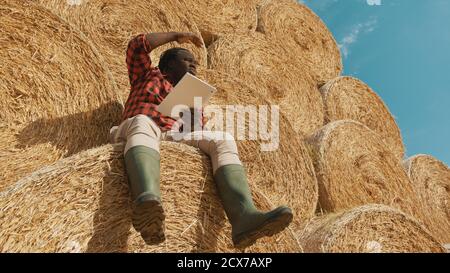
left=122, top=34, right=176, bottom=131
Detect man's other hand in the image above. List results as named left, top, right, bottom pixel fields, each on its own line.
left=176, top=32, right=203, bottom=48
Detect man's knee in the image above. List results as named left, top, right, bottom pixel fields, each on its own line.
left=208, top=132, right=239, bottom=155
left=208, top=132, right=242, bottom=172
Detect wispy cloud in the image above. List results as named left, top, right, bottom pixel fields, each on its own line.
left=367, top=0, right=382, bottom=6
left=338, top=18, right=378, bottom=58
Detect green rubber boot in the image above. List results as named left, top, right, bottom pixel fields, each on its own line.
left=124, top=145, right=165, bottom=245
left=214, top=164, right=293, bottom=248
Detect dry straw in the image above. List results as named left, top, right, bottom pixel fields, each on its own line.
left=297, top=204, right=445, bottom=253
left=208, top=33, right=324, bottom=136
left=256, top=0, right=342, bottom=84
left=0, top=0, right=122, bottom=191
left=308, top=120, right=449, bottom=243
left=37, top=0, right=208, bottom=97
left=200, top=70, right=318, bottom=226
left=0, top=143, right=302, bottom=253
left=0, top=0, right=119, bottom=123
left=178, top=0, right=259, bottom=46
left=404, top=155, right=450, bottom=225
left=320, top=76, right=404, bottom=159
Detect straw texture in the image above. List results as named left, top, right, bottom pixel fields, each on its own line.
left=256, top=0, right=342, bottom=84
left=178, top=0, right=259, bottom=46
left=36, top=0, right=208, bottom=97
left=3, top=0, right=445, bottom=253
left=0, top=143, right=302, bottom=253
left=200, top=70, right=319, bottom=227
left=297, top=204, right=445, bottom=253
left=0, top=0, right=121, bottom=191
left=208, top=33, right=324, bottom=136
left=320, top=76, right=404, bottom=159
left=404, top=155, right=450, bottom=235
left=308, top=120, right=450, bottom=243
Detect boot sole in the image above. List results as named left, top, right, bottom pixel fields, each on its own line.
left=233, top=207, right=293, bottom=249
left=132, top=199, right=166, bottom=245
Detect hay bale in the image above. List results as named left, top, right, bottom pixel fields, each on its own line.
left=0, top=143, right=302, bottom=253
left=256, top=0, right=342, bottom=84
left=200, top=70, right=318, bottom=227
left=320, top=76, right=404, bottom=159
left=178, top=0, right=258, bottom=46
left=308, top=120, right=450, bottom=243
left=297, top=204, right=445, bottom=253
left=0, top=0, right=119, bottom=123
left=0, top=103, right=123, bottom=192
left=37, top=0, right=208, bottom=97
left=0, top=0, right=122, bottom=191
left=404, top=155, right=450, bottom=222
left=208, top=33, right=324, bottom=136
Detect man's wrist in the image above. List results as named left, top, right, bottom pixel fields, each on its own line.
left=171, top=32, right=181, bottom=42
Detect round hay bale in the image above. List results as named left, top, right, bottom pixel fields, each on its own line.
left=177, top=0, right=259, bottom=46
left=37, top=0, right=208, bottom=97
left=200, top=70, right=318, bottom=227
left=297, top=204, right=445, bottom=253
left=0, top=0, right=122, bottom=191
left=0, top=103, right=123, bottom=192
left=0, top=143, right=302, bottom=253
left=256, top=0, right=342, bottom=84
left=320, top=76, right=404, bottom=159
left=404, top=154, right=450, bottom=222
left=0, top=0, right=119, bottom=123
left=208, top=33, right=324, bottom=136
left=308, top=120, right=450, bottom=243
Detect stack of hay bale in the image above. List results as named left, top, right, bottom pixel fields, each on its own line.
left=0, top=0, right=448, bottom=253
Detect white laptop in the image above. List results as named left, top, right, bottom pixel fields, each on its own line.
left=156, top=73, right=217, bottom=118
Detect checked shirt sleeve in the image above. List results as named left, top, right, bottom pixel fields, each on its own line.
left=126, top=34, right=153, bottom=86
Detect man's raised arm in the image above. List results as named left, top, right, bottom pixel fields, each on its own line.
left=126, top=32, right=202, bottom=86
left=146, top=32, right=203, bottom=50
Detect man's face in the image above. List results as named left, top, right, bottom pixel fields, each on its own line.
left=170, top=50, right=198, bottom=79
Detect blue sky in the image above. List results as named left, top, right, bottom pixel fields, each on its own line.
left=301, top=0, right=450, bottom=165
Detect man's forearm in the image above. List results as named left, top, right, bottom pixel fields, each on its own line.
left=145, top=32, right=178, bottom=51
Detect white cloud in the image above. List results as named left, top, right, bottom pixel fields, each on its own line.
left=367, top=0, right=382, bottom=6
left=338, top=18, right=378, bottom=58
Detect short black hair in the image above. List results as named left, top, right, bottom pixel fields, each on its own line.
left=158, top=47, right=190, bottom=73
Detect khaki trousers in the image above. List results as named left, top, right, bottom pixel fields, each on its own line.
left=110, top=115, right=242, bottom=174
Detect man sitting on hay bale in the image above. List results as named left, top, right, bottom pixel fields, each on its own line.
left=109, top=32, right=293, bottom=248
